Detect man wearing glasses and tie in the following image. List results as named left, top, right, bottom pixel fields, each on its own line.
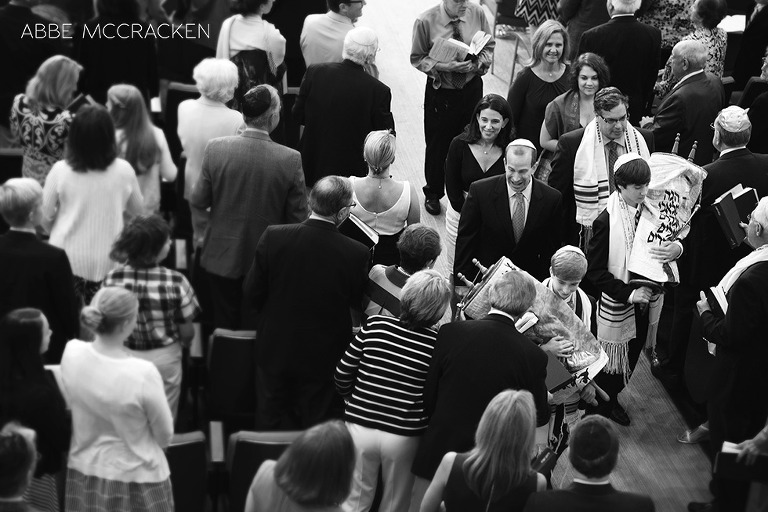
left=550, top=87, right=654, bottom=250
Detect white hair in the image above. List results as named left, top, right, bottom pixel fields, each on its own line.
left=193, top=58, right=239, bottom=103
left=753, top=197, right=768, bottom=231
left=610, top=0, right=641, bottom=13
left=342, top=27, right=378, bottom=66
left=674, top=40, right=708, bottom=70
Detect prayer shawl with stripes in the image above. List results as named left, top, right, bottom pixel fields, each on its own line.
left=573, top=119, right=650, bottom=229
left=597, top=193, right=661, bottom=377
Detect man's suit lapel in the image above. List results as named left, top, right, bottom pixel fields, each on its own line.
left=491, top=176, right=517, bottom=246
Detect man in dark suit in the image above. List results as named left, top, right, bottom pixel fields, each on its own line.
left=243, top=176, right=370, bottom=430
left=661, top=106, right=768, bottom=381
left=523, top=415, right=655, bottom=512
left=0, top=0, right=68, bottom=143
left=0, top=178, right=78, bottom=364
left=191, top=85, right=308, bottom=330
left=578, top=0, right=660, bottom=124
left=410, top=271, right=549, bottom=506
left=550, top=88, right=655, bottom=250
left=293, top=26, right=394, bottom=186
left=691, top=197, right=768, bottom=512
left=648, top=40, right=725, bottom=167
left=454, top=139, right=562, bottom=283
left=732, top=0, right=768, bottom=91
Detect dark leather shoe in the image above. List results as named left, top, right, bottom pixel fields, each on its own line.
left=425, top=198, right=441, bottom=215
left=688, top=501, right=716, bottom=512
left=610, top=403, right=630, bottom=426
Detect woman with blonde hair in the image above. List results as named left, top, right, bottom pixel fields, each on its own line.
left=10, top=55, right=83, bottom=185
left=420, top=389, right=546, bottom=512
left=507, top=20, right=570, bottom=157
left=61, top=286, right=174, bottom=512
left=108, top=84, right=176, bottom=213
left=336, top=270, right=451, bottom=512
left=350, top=130, right=420, bottom=266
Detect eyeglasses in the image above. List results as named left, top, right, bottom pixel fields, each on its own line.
left=346, top=202, right=357, bottom=209
left=598, top=114, right=628, bottom=125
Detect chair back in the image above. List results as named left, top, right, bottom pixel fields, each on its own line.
left=167, top=431, right=208, bottom=512
left=739, top=77, right=768, bottom=107
left=207, top=329, right=258, bottom=434
left=227, top=430, right=302, bottom=512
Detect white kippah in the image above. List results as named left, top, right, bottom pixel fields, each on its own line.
left=614, top=152, right=644, bottom=172
left=716, top=105, right=751, bottom=132
left=554, top=245, right=586, bottom=259
left=345, top=26, right=377, bottom=47
left=508, top=138, right=537, bottom=151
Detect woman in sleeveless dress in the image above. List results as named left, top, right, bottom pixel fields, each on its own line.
left=350, top=130, right=420, bottom=266
left=420, top=389, right=546, bottom=512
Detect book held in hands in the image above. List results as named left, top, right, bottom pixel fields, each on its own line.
left=712, top=184, right=758, bottom=248
left=429, top=31, right=492, bottom=63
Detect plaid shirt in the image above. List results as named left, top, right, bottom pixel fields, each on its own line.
left=103, top=265, right=201, bottom=350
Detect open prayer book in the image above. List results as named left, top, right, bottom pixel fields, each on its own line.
left=429, top=31, right=491, bottom=63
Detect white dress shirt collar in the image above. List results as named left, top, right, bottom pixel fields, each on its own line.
left=673, top=69, right=704, bottom=89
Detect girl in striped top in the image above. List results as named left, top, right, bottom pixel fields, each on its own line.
left=335, top=270, right=451, bottom=512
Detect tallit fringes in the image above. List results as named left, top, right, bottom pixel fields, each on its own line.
left=598, top=339, right=630, bottom=376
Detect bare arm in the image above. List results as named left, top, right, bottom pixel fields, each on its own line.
left=420, top=452, right=457, bottom=512
left=407, top=181, right=421, bottom=225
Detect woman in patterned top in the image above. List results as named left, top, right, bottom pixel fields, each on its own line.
left=655, top=0, right=727, bottom=98
left=103, top=214, right=201, bottom=419
left=10, top=56, right=82, bottom=186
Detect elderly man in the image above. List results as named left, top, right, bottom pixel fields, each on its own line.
left=659, top=107, right=768, bottom=385
left=523, top=416, right=655, bottom=512
left=410, top=270, right=549, bottom=511
left=293, top=26, right=394, bottom=187
left=191, top=85, right=308, bottom=330
left=412, top=0, right=495, bottom=215
left=244, top=176, right=370, bottom=429
left=363, top=224, right=442, bottom=318
left=549, top=88, right=653, bottom=250
left=689, top=197, right=768, bottom=512
left=455, top=139, right=562, bottom=282
left=300, top=0, right=365, bottom=67
left=578, top=0, right=660, bottom=125
left=647, top=40, right=725, bottom=167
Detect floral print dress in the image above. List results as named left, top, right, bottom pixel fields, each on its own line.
left=10, top=94, right=73, bottom=186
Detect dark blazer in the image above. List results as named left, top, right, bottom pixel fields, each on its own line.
left=0, top=231, right=78, bottom=364
left=549, top=127, right=655, bottom=246
left=0, top=371, right=70, bottom=477
left=680, top=148, right=768, bottom=288
left=523, top=482, right=655, bottom=512
left=75, top=15, right=159, bottom=105
left=411, top=313, right=549, bottom=480
left=243, top=219, right=369, bottom=377
left=651, top=71, right=725, bottom=166
left=732, top=5, right=768, bottom=91
left=586, top=208, right=633, bottom=302
left=700, top=261, right=768, bottom=447
left=191, top=129, right=309, bottom=279
left=0, top=4, right=68, bottom=129
left=293, top=59, right=395, bottom=186
left=578, top=15, right=661, bottom=123
left=454, top=176, right=562, bottom=282
left=747, top=91, right=768, bottom=155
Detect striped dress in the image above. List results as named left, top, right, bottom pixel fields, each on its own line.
left=334, top=315, right=437, bottom=436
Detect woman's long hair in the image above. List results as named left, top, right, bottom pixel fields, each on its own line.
left=528, top=20, right=569, bottom=68
left=0, top=309, right=46, bottom=415
left=458, top=93, right=514, bottom=147
left=25, top=55, right=82, bottom=111
left=107, top=84, right=159, bottom=176
left=463, top=389, right=537, bottom=503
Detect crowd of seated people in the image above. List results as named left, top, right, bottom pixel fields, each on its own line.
left=2, top=0, right=768, bottom=511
